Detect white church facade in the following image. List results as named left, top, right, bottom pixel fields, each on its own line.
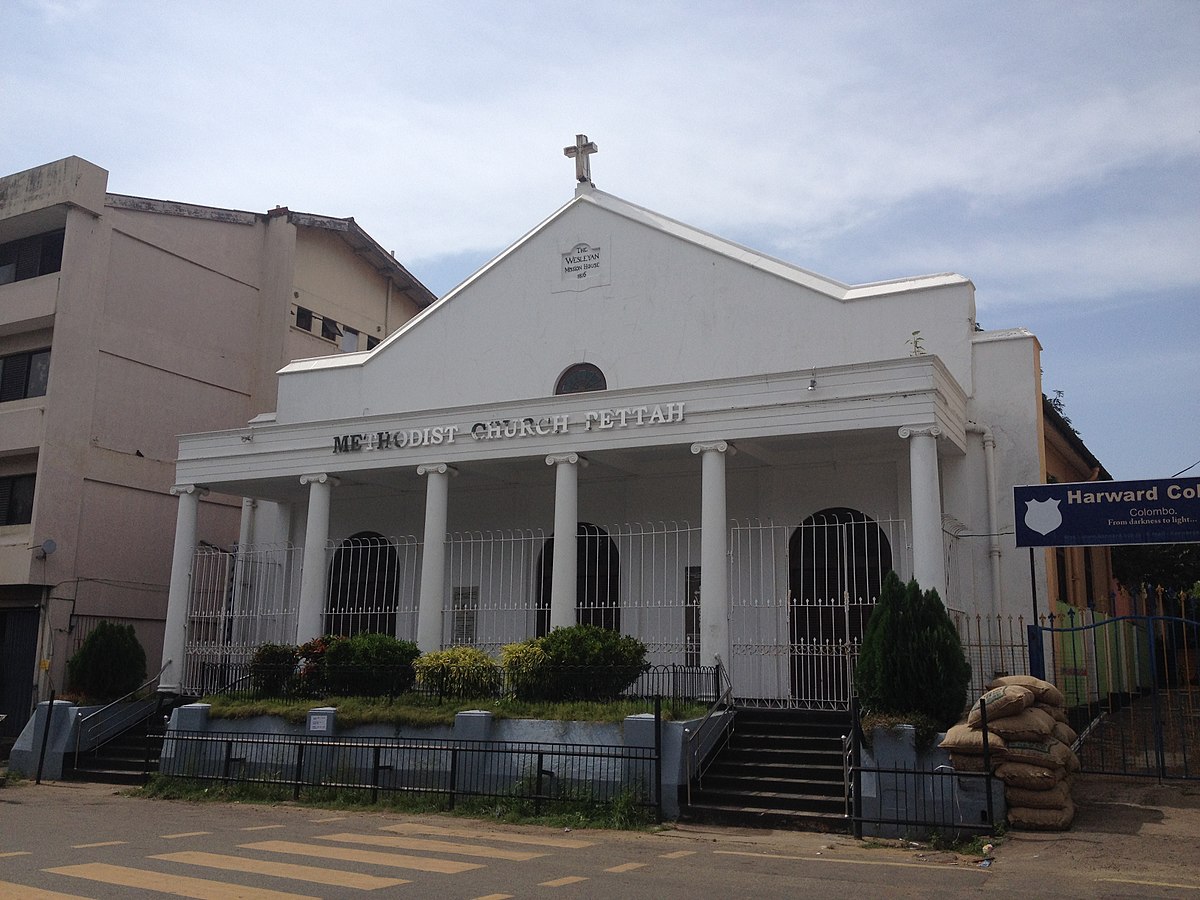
left=160, top=144, right=1046, bottom=706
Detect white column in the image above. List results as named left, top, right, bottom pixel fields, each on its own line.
left=160, top=483, right=208, bottom=694
left=900, top=426, right=947, bottom=597
left=691, top=441, right=734, bottom=669
left=416, top=463, right=456, bottom=653
left=546, top=453, right=587, bottom=630
left=296, top=473, right=337, bottom=644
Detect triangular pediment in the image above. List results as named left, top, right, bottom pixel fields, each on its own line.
left=276, top=187, right=974, bottom=424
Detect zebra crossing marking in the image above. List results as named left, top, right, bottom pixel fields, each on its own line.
left=0, top=881, right=92, bottom=900
left=605, top=862, right=647, bottom=873
left=0, top=852, right=31, bottom=858
left=71, top=842, right=126, bottom=849
left=381, top=822, right=596, bottom=849
left=152, top=851, right=410, bottom=890
left=317, top=832, right=547, bottom=861
left=241, top=825, right=287, bottom=832
left=45, top=863, right=318, bottom=899
left=658, top=850, right=696, bottom=859
left=161, top=831, right=211, bottom=840
left=240, top=840, right=484, bottom=874
left=540, top=875, right=589, bottom=887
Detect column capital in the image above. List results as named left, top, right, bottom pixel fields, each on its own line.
left=690, top=440, right=736, bottom=456
left=417, top=463, right=458, bottom=477
left=299, top=472, right=340, bottom=487
left=546, top=452, right=588, bottom=468
left=898, top=425, right=942, bottom=440
left=170, top=483, right=209, bottom=497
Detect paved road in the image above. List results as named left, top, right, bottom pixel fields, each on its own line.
left=0, top=778, right=1197, bottom=898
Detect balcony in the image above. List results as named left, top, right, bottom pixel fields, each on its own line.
left=0, top=273, right=58, bottom=336
left=0, top=400, right=46, bottom=454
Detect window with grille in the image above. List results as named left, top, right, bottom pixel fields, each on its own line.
left=451, top=587, right=479, bottom=646
left=0, top=230, right=65, bottom=286
left=0, top=349, right=50, bottom=402
left=0, top=474, right=35, bottom=526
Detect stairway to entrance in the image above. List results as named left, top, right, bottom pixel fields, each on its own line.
left=683, top=707, right=852, bottom=831
left=68, top=702, right=173, bottom=786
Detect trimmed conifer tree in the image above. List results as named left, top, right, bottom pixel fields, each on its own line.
left=854, top=571, right=971, bottom=730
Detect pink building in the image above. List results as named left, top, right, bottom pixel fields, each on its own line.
left=0, top=157, right=433, bottom=738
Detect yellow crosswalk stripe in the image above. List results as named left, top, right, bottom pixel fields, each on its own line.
left=0, top=853, right=32, bottom=858
left=606, top=862, right=647, bottom=873
left=381, top=822, right=596, bottom=849
left=317, top=832, right=546, bottom=861
left=540, top=875, right=588, bottom=887
left=152, top=851, right=410, bottom=890
left=162, top=831, right=211, bottom=840
left=45, top=863, right=319, bottom=900
left=473, top=894, right=514, bottom=900
left=0, top=880, right=93, bottom=900
left=241, top=825, right=287, bottom=832
left=241, top=840, right=484, bottom=874
left=71, top=842, right=126, bottom=849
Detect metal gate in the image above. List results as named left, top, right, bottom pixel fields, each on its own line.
left=731, top=513, right=908, bottom=708
left=1030, top=608, right=1200, bottom=779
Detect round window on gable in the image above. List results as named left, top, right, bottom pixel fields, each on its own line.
left=555, top=363, right=607, bottom=395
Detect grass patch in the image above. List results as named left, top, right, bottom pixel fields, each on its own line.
left=202, top=693, right=705, bottom=729
left=137, top=775, right=655, bottom=830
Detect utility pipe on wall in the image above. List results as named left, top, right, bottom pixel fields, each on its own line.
left=967, top=423, right=1004, bottom=614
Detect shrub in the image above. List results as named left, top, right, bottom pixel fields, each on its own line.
left=414, top=646, right=501, bottom=699
left=504, top=625, right=649, bottom=701
left=248, top=643, right=298, bottom=696
left=324, top=632, right=420, bottom=697
left=854, top=571, right=971, bottom=730
left=67, top=621, right=148, bottom=702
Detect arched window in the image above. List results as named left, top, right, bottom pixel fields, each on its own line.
left=555, top=363, right=607, bottom=395
left=325, top=532, right=400, bottom=637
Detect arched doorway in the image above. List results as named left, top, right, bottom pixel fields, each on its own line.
left=535, top=523, right=621, bottom=635
left=325, top=532, right=400, bottom=637
left=788, top=508, right=893, bottom=704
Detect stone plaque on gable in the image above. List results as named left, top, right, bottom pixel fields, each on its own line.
left=557, top=241, right=610, bottom=291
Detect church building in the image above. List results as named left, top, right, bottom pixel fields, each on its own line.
left=161, top=137, right=1047, bottom=706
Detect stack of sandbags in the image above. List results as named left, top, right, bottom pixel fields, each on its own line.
left=986, top=675, right=1080, bottom=831
left=937, top=683, right=1028, bottom=772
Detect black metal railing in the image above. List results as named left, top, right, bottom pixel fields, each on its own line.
left=159, top=724, right=662, bottom=821
left=845, top=697, right=998, bottom=840
left=201, top=662, right=718, bottom=707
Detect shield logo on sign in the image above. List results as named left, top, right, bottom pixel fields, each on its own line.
left=1025, top=499, right=1063, bottom=536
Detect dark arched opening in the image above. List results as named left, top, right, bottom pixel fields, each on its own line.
left=325, top=531, right=400, bottom=637
left=535, top=523, right=621, bottom=635
left=787, top=508, right=893, bottom=702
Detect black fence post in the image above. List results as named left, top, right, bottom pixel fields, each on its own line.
left=371, top=745, right=382, bottom=804
left=293, top=742, right=305, bottom=801
left=849, top=694, right=862, bottom=840
left=34, top=690, right=56, bottom=785
left=448, top=747, right=458, bottom=811
left=654, top=695, right=663, bottom=824
left=980, top=699, right=994, bottom=828
left=535, top=751, right=545, bottom=817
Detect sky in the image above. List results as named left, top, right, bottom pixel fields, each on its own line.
left=5, top=0, right=1198, bottom=482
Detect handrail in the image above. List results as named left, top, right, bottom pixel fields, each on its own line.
left=75, top=661, right=170, bottom=758
left=683, top=656, right=735, bottom=807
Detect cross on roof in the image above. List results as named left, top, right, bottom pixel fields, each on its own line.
left=564, top=134, right=598, bottom=184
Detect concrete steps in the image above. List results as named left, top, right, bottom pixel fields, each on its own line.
left=683, top=707, right=852, bottom=831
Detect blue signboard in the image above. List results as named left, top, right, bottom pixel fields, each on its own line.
left=1014, top=478, right=1200, bottom=547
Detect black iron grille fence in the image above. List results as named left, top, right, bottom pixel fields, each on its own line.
left=159, top=728, right=661, bottom=820
left=844, top=699, right=999, bottom=840
left=198, top=662, right=719, bottom=707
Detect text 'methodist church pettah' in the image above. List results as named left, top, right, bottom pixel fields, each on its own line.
left=161, top=136, right=1045, bottom=707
